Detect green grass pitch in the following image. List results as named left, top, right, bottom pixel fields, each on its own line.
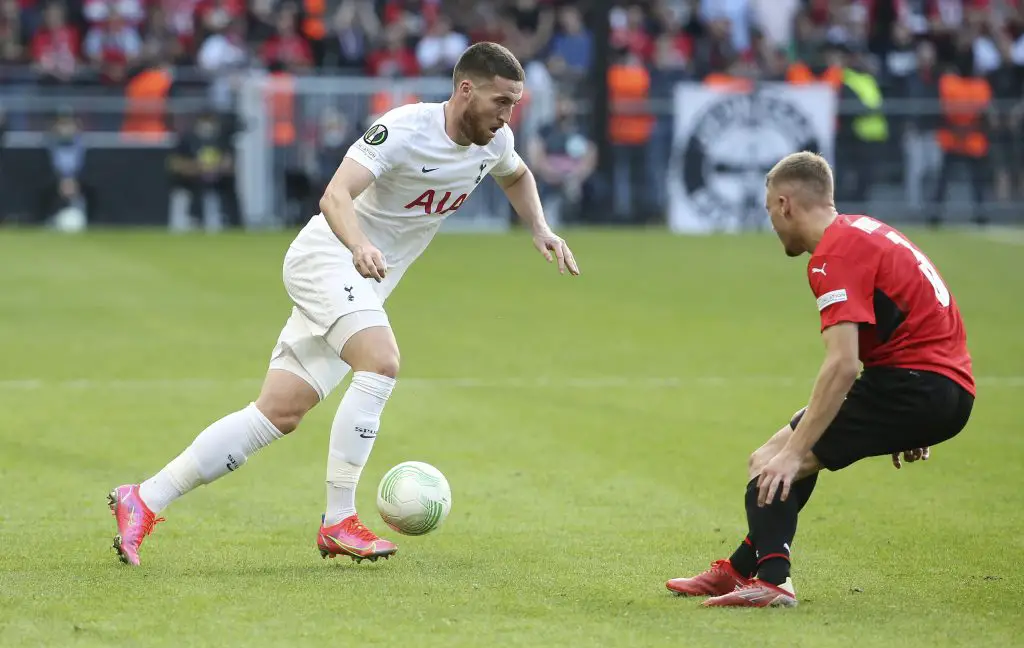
left=0, top=227, right=1021, bottom=647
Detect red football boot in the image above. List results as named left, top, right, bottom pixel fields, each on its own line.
left=666, top=559, right=752, bottom=596
left=317, top=514, right=397, bottom=563
left=703, top=578, right=798, bottom=608
left=108, top=484, right=164, bottom=566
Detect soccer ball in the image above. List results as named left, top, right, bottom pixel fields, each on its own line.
left=376, top=461, right=452, bottom=536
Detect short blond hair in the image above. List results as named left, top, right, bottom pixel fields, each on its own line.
left=765, top=151, right=834, bottom=199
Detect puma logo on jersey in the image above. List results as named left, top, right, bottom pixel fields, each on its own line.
left=811, top=263, right=827, bottom=276
left=404, top=189, right=468, bottom=215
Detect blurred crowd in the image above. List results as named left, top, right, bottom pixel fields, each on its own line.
left=1, top=0, right=1023, bottom=228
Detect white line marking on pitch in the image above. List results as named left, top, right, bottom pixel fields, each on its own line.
left=972, top=226, right=1024, bottom=246
left=0, top=376, right=1020, bottom=390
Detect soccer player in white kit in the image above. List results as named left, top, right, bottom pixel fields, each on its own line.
left=107, top=42, right=580, bottom=566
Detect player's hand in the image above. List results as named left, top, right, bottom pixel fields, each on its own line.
left=891, top=447, right=930, bottom=469
left=352, top=244, right=387, bottom=282
left=532, top=230, right=580, bottom=276
left=757, top=450, right=802, bottom=507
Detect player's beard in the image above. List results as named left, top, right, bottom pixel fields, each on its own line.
left=463, top=97, right=497, bottom=146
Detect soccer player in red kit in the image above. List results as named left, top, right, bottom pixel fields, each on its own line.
left=665, top=152, right=975, bottom=608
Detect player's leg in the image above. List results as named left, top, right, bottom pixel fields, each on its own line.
left=704, top=370, right=937, bottom=607
left=733, top=410, right=820, bottom=573
left=667, top=409, right=818, bottom=598
left=109, top=240, right=355, bottom=566
left=316, top=311, right=401, bottom=561
left=324, top=313, right=399, bottom=527
left=109, top=365, right=323, bottom=565
left=700, top=424, right=823, bottom=608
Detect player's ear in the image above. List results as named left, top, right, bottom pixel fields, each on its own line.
left=778, top=194, right=791, bottom=220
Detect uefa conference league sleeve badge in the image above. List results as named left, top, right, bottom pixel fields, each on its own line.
left=363, top=124, right=388, bottom=146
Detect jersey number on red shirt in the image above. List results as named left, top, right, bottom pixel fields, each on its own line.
left=883, top=231, right=950, bottom=307
left=852, top=216, right=951, bottom=307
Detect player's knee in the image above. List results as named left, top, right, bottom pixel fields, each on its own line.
left=365, top=347, right=400, bottom=378
left=349, top=343, right=400, bottom=378
left=255, top=368, right=321, bottom=434
left=254, top=386, right=317, bottom=434
left=256, top=401, right=307, bottom=435
left=748, top=448, right=769, bottom=479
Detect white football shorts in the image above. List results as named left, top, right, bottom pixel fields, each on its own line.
left=269, top=233, right=393, bottom=399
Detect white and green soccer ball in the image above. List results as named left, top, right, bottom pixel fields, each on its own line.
left=376, top=461, right=452, bottom=536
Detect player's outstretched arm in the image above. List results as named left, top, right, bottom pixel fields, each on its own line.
left=320, top=157, right=388, bottom=282
left=494, top=161, right=580, bottom=276
left=758, top=322, right=860, bottom=506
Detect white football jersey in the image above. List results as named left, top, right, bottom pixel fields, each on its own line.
left=296, top=101, right=521, bottom=295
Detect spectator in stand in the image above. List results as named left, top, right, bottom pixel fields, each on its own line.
left=885, top=20, right=919, bottom=86
left=700, top=0, right=751, bottom=55
left=610, top=4, right=653, bottom=63
left=197, top=0, right=244, bottom=44
left=365, top=22, right=418, bottom=77
left=761, top=42, right=791, bottom=80
left=750, top=0, right=799, bottom=48
left=261, top=2, right=314, bottom=71
left=198, top=17, right=247, bottom=74
left=933, top=32, right=992, bottom=225
left=608, top=46, right=654, bottom=221
left=493, top=9, right=532, bottom=61
left=302, top=104, right=355, bottom=214
left=323, top=0, right=380, bottom=69
left=167, top=108, right=238, bottom=231
left=31, top=1, right=80, bottom=84
left=42, top=108, right=89, bottom=230
left=692, top=16, right=737, bottom=77
left=140, top=7, right=174, bottom=64
left=83, top=6, right=142, bottom=84
left=162, top=0, right=202, bottom=58
left=901, top=38, right=943, bottom=212
left=527, top=94, right=597, bottom=226
left=0, top=0, right=24, bottom=65
left=983, top=24, right=1022, bottom=202
left=648, top=32, right=691, bottom=213
left=300, top=0, right=329, bottom=67
left=468, top=1, right=505, bottom=43
left=509, top=0, right=554, bottom=63
left=790, top=10, right=827, bottom=67
left=83, top=0, right=145, bottom=29
left=415, top=15, right=468, bottom=76
left=549, top=5, right=592, bottom=76
left=198, top=18, right=248, bottom=111
left=381, top=0, right=440, bottom=38
left=246, top=0, right=277, bottom=46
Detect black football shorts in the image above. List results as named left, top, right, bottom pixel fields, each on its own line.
left=790, top=367, right=974, bottom=471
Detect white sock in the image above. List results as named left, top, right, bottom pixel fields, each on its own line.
left=324, top=371, right=396, bottom=525
left=139, top=403, right=283, bottom=513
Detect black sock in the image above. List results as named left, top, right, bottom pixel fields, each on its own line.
left=794, top=473, right=819, bottom=511
left=728, top=535, right=757, bottom=578
left=745, top=477, right=799, bottom=586
left=730, top=473, right=817, bottom=578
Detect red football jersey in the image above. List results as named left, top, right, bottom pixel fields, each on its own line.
left=807, top=214, right=975, bottom=395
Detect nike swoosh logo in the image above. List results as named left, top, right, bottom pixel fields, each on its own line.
left=325, top=534, right=375, bottom=553
left=422, top=166, right=439, bottom=173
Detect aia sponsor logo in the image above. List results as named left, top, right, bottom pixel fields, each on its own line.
left=404, top=190, right=467, bottom=215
